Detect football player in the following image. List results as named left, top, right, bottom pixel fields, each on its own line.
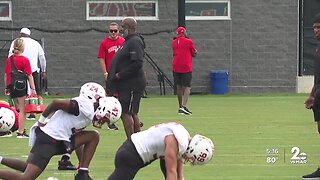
left=0, top=82, right=122, bottom=180
left=107, top=122, right=214, bottom=180
left=58, top=82, right=106, bottom=171
left=0, top=100, right=19, bottom=137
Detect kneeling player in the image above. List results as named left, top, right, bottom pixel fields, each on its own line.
left=0, top=83, right=122, bottom=180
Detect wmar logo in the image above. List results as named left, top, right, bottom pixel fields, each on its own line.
left=290, top=146, right=307, bottom=164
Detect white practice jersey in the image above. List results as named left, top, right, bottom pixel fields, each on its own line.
left=131, top=122, right=190, bottom=164
left=9, top=37, right=46, bottom=73
left=40, top=96, right=95, bottom=142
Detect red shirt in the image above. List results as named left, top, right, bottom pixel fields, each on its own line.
left=172, top=37, right=197, bottom=73
left=0, top=101, right=19, bottom=130
left=4, top=55, right=32, bottom=86
left=97, top=36, right=125, bottom=71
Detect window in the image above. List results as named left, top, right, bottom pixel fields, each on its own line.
left=0, top=1, right=12, bottom=21
left=86, top=1, right=158, bottom=20
left=186, top=0, right=230, bottom=20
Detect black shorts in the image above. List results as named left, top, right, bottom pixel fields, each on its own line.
left=118, top=90, right=143, bottom=115
left=173, top=72, right=192, bottom=87
left=108, top=139, right=145, bottom=180
left=28, top=127, right=75, bottom=170
left=7, top=84, right=27, bottom=98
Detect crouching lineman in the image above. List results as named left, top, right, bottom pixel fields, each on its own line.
left=0, top=100, right=19, bottom=137
left=108, top=122, right=214, bottom=180
left=58, top=82, right=106, bottom=171
left=0, top=82, right=122, bottom=180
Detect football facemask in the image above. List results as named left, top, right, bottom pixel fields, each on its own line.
left=92, top=115, right=109, bottom=128
left=92, top=97, right=122, bottom=128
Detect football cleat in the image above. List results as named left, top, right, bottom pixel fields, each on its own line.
left=58, top=160, right=77, bottom=170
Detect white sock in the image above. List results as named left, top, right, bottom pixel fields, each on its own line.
left=79, top=167, right=89, bottom=171
left=0, top=156, right=3, bottom=164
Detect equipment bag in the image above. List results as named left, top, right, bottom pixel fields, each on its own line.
left=10, top=56, right=28, bottom=91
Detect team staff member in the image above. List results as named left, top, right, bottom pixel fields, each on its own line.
left=98, top=22, right=125, bottom=131
left=4, top=38, right=37, bottom=138
left=107, top=17, right=146, bottom=138
left=107, top=122, right=214, bottom=180
left=8, top=28, right=47, bottom=121
left=303, top=13, right=320, bottom=179
left=172, top=27, right=197, bottom=115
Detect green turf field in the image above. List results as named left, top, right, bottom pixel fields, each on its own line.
left=0, top=94, right=319, bottom=180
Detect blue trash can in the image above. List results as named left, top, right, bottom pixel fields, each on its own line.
left=210, top=70, right=228, bottom=94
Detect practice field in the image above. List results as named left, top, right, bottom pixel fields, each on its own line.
left=0, top=94, right=319, bottom=180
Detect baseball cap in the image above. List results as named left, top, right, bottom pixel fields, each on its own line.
left=176, top=27, right=186, bottom=35
left=20, top=28, right=31, bottom=36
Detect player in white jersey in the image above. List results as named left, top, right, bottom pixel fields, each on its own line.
left=0, top=84, right=122, bottom=180
left=58, top=82, right=107, bottom=171
left=107, top=122, right=214, bottom=180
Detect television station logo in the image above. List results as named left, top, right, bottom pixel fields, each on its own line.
left=266, top=146, right=307, bottom=164
left=290, top=146, right=307, bottom=164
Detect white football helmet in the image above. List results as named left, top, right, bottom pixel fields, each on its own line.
left=0, top=107, right=15, bottom=132
left=79, top=82, right=106, bottom=103
left=184, top=134, right=214, bottom=165
left=93, top=97, right=122, bottom=128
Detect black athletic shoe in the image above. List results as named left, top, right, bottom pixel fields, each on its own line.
left=27, top=114, right=36, bottom=120
left=182, top=106, right=192, bottom=115
left=58, top=160, right=77, bottom=170
left=17, top=129, right=29, bottom=139
left=0, top=131, right=12, bottom=138
left=178, top=108, right=185, bottom=115
left=74, top=171, right=93, bottom=180
left=302, top=168, right=320, bottom=179
left=107, top=123, right=119, bottom=131
left=178, top=106, right=192, bottom=115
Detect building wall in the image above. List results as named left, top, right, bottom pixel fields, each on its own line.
left=0, top=0, right=299, bottom=95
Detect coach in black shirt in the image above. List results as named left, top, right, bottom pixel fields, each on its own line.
left=107, top=17, right=146, bottom=138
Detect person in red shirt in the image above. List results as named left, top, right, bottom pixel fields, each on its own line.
left=172, top=27, right=197, bottom=115
left=0, top=101, right=19, bottom=137
left=98, top=22, right=125, bottom=87
left=4, top=38, right=37, bottom=138
left=97, top=22, right=124, bottom=131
